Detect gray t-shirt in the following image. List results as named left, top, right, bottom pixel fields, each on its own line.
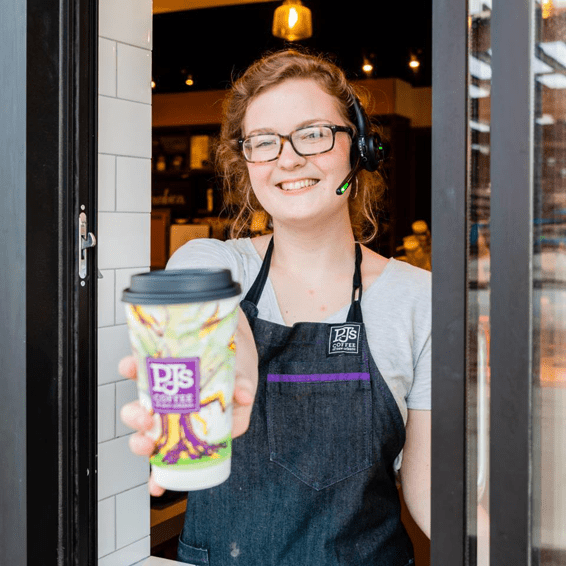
left=168, top=237, right=431, bottom=469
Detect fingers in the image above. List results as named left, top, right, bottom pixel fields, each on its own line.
left=120, top=399, right=154, bottom=432
left=233, top=384, right=254, bottom=407
left=119, top=356, right=166, bottom=497
left=149, top=472, right=166, bottom=497
left=232, top=384, right=255, bottom=439
left=118, top=355, right=138, bottom=380
left=128, top=431, right=155, bottom=456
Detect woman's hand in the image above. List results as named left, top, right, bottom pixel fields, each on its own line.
left=119, top=307, right=259, bottom=496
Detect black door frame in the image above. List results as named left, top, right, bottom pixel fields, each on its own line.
left=1, top=0, right=98, bottom=563
left=431, top=0, right=470, bottom=562
left=490, top=1, right=536, bottom=564
left=431, top=1, right=538, bottom=565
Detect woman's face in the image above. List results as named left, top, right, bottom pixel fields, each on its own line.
left=242, top=78, right=353, bottom=229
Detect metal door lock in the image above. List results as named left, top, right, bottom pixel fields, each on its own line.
left=79, top=211, right=96, bottom=279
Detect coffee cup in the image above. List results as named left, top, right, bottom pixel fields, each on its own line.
left=122, top=269, right=241, bottom=491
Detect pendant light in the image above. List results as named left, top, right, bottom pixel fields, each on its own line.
left=272, top=0, right=312, bottom=42
left=542, top=0, right=553, bottom=19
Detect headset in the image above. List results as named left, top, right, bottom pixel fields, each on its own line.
left=336, top=95, right=389, bottom=195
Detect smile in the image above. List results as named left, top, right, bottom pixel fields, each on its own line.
left=278, top=179, right=319, bottom=191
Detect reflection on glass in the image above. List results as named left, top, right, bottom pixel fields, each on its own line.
left=469, top=1, right=491, bottom=564
left=534, top=2, right=566, bottom=563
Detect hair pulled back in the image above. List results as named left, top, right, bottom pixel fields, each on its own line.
left=215, top=49, right=387, bottom=243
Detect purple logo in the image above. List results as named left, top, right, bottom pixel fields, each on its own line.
left=146, top=357, right=200, bottom=414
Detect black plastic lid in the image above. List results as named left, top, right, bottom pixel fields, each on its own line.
left=121, top=269, right=241, bottom=305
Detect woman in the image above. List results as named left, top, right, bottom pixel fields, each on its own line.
left=120, top=49, right=431, bottom=565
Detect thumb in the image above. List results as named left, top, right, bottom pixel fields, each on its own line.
left=233, top=385, right=254, bottom=406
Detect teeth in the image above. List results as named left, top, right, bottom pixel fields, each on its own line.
left=279, top=179, right=318, bottom=191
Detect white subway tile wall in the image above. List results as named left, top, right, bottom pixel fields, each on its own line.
left=98, top=269, right=116, bottom=328
left=117, top=156, right=152, bottom=212
left=115, top=267, right=150, bottom=325
left=115, top=379, right=140, bottom=438
left=98, top=38, right=117, bottom=97
left=99, top=0, right=153, bottom=50
left=98, top=383, right=116, bottom=443
left=117, top=44, right=152, bottom=104
left=98, top=497, right=117, bottom=558
left=98, top=325, right=132, bottom=386
left=98, top=537, right=151, bottom=566
left=116, top=485, right=151, bottom=548
left=98, top=435, right=150, bottom=499
left=98, top=497, right=116, bottom=558
left=98, top=212, right=150, bottom=269
left=98, top=97, right=152, bottom=157
left=98, top=0, right=152, bottom=563
left=98, top=154, right=117, bottom=212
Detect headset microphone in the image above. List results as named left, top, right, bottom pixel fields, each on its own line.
left=336, top=162, right=360, bottom=195
left=336, top=95, right=388, bottom=196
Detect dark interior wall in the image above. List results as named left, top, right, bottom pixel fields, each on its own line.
left=152, top=1, right=432, bottom=93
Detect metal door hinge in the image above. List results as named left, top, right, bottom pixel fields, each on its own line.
left=79, top=211, right=96, bottom=279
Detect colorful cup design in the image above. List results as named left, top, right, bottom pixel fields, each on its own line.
left=123, top=270, right=241, bottom=491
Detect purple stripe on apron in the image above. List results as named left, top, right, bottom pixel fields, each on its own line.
left=267, top=373, right=370, bottom=383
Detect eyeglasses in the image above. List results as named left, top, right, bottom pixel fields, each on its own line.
left=239, top=124, right=353, bottom=163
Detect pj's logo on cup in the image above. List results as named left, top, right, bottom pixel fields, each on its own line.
left=146, top=358, right=200, bottom=413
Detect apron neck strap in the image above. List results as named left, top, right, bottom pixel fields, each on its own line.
left=243, top=236, right=364, bottom=324
left=243, top=236, right=275, bottom=306
left=347, top=243, right=364, bottom=323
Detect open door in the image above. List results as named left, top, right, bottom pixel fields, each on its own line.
left=432, top=1, right=566, bottom=564
left=0, top=0, right=99, bottom=563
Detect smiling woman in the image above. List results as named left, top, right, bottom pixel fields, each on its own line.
left=216, top=52, right=388, bottom=244
left=119, top=48, right=431, bottom=565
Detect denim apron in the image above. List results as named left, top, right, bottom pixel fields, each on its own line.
left=178, top=238, right=414, bottom=566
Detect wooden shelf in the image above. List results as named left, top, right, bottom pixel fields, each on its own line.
left=151, top=496, right=187, bottom=548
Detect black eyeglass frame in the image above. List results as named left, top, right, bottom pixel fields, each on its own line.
left=238, top=124, right=354, bottom=163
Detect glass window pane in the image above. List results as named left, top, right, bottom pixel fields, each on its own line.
left=534, top=2, right=566, bottom=563
left=469, top=2, right=491, bottom=564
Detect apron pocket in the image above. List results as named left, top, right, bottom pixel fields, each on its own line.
left=177, top=538, right=209, bottom=565
left=266, top=372, right=372, bottom=490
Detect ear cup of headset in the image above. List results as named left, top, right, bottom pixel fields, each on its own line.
left=365, top=132, right=389, bottom=172
left=351, top=96, right=388, bottom=172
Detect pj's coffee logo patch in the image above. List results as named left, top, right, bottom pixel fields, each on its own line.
left=146, top=357, right=200, bottom=414
left=327, top=323, right=362, bottom=355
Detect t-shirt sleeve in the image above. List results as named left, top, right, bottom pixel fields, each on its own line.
left=166, top=238, right=244, bottom=286
left=406, top=274, right=431, bottom=410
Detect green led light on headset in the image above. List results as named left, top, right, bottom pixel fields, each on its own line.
left=339, top=181, right=350, bottom=195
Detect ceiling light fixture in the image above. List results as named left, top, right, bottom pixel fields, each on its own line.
left=409, top=55, right=421, bottom=70
left=272, top=0, right=312, bottom=42
left=185, top=74, right=194, bottom=87
left=542, top=0, right=553, bottom=18
left=362, top=57, right=374, bottom=76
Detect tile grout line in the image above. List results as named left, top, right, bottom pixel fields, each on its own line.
left=113, top=268, right=117, bottom=325
left=99, top=92, right=152, bottom=106
left=115, top=41, right=119, bottom=100
left=114, top=155, right=118, bottom=212
left=99, top=35, right=152, bottom=52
